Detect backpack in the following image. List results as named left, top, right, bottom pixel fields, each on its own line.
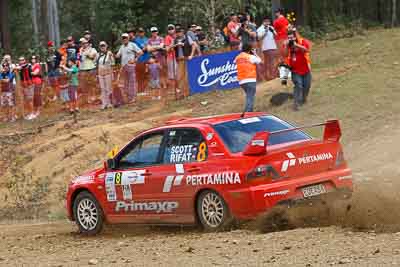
left=183, top=34, right=192, bottom=58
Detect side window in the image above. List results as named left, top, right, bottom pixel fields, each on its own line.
left=118, top=132, right=164, bottom=168
left=163, top=128, right=208, bottom=164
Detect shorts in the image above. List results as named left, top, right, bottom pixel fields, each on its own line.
left=149, top=79, right=161, bottom=89
left=48, top=69, right=60, bottom=78
left=33, top=84, right=42, bottom=108
left=48, top=73, right=59, bottom=87
left=68, top=85, right=78, bottom=102
left=167, top=59, right=178, bottom=80
left=60, top=86, right=70, bottom=103
left=0, top=92, right=14, bottom=107
left=23, top=85, right=34, bottom=101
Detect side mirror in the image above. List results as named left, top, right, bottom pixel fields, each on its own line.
left=106, top=158, right=117, bottom=170
left=243, top=132, right=269, bottom=156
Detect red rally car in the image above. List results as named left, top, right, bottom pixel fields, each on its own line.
left=66, top=112, right=353, bottom=235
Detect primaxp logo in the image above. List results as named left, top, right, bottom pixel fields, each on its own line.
left=115, top=201, right=179, bottom=213
left=281, top=152, right=334, bottom=172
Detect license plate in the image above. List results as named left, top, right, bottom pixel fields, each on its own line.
left=302, top=184, right=326, bottom=198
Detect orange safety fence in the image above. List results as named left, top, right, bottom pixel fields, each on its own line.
left=2, top=46, right=279, bottom=119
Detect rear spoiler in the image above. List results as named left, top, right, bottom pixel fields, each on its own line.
left=243, top=120, right=341, bottom=156
left=270, top=119, right=341, bottom=142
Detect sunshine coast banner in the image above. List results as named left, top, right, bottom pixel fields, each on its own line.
left=187, top=51, right=240, bottom=95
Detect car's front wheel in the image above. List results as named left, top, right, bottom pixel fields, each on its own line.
left=73, top=191, right=104, bottom=235
left=197, top=190, right=233, bottom=231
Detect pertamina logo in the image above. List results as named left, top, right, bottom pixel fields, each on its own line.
left=281, top=152, right=333, bottom=172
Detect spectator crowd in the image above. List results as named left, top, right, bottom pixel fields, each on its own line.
left=0, top=8, right=311, bottom=122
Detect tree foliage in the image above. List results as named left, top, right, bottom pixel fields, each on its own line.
left=0, top=0, right=399, bottom=56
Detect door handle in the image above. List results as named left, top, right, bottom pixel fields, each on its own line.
left=187, top=167, right=201, bottom=173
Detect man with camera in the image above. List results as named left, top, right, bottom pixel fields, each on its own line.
left=257, top=17, right=278, bottom=81
left=237, top=15, right=257, bottom=49
left=285, top=30, right=312, bottom=111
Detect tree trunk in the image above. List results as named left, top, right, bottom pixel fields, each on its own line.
left=210, top=0, right=216, bottom=34
left=47, top=0, right=60, bottom=46
left=32, top=0, right=40, bottom=46
left=40, top=0, right=49, bottom=45
left=392, top=0, right=397, bottom=27
left=0, top=0, right=11, bottom=53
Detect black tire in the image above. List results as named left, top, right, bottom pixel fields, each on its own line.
left=196, top=190, right=233, bottom=231
left=73, top=191, right=104, bottom=235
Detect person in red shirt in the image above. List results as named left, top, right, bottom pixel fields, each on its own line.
left=285, top=30, right=312, bottom=111
left=273, top=8, right=289, bottom=62
left=31, top=55, right=43, bottom=118
left=227, top=14, right=240, bottom=50
left=17, top=57, right=35, bottom=120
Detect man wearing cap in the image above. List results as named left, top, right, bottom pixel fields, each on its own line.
left=165, top=24, right=178, bottom=93
left=79, top=37, right=98, bottom=104
left=116, top=33, right=143, bottom=103
left=195, top=26, right=208, bottom=53
left=147, top=27, right=166, bottom=89
left=45, top=41, right=62, bottom=101
left=186, top=24, right=201, bottom=59
left=285, top=30, right=312, bottom=111
left=134, top=27, right=150, bottom=93
left=1, top=55, right=15, bottom=73
left=83, top=30, right=94, bottom=46
left=97, top=41, right=115, bottom=109
left=128, top=28, right=136, bottom=43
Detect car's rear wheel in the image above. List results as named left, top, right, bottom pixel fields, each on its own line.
left=73, top=191, right=104, bottom=235
left=197, top=190, right=233, bottom=231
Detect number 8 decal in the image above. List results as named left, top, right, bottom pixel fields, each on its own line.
left=115, top=172, right=122, bottom=185
left=197, top=142, right=207, bottom=162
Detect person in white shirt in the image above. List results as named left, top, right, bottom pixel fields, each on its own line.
left=97, top=41, right=115, bottom=109
left=115, top=33, right=143, bottom=103
left=257, top=17, right=279, bottom=81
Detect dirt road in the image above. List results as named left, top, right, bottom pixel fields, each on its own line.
left=1, top=220, right=400, bottom=266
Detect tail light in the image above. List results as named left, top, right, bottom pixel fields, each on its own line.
left=335, top=149, right=345, bottom=167
left=246, top=165, right=280, bottom=183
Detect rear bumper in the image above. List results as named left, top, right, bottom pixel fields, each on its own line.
left=276, top=187, right=352, bottom=207
left=227, top=168, right=352, bottom=219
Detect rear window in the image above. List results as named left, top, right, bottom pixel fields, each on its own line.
left=213, top=115, right=310, bottom=153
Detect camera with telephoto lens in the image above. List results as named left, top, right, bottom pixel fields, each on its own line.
left=288, top=39, right=295, bottom=48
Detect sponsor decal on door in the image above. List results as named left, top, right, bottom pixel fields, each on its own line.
left=105, top=170, right=146, bottom=201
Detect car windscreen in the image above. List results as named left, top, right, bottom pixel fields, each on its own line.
left=213, top=116, right=310, bottom=153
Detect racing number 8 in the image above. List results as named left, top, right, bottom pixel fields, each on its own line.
left=197, top=142, right=207, bottom=162
left=115, top=172, right=122, bottom=185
